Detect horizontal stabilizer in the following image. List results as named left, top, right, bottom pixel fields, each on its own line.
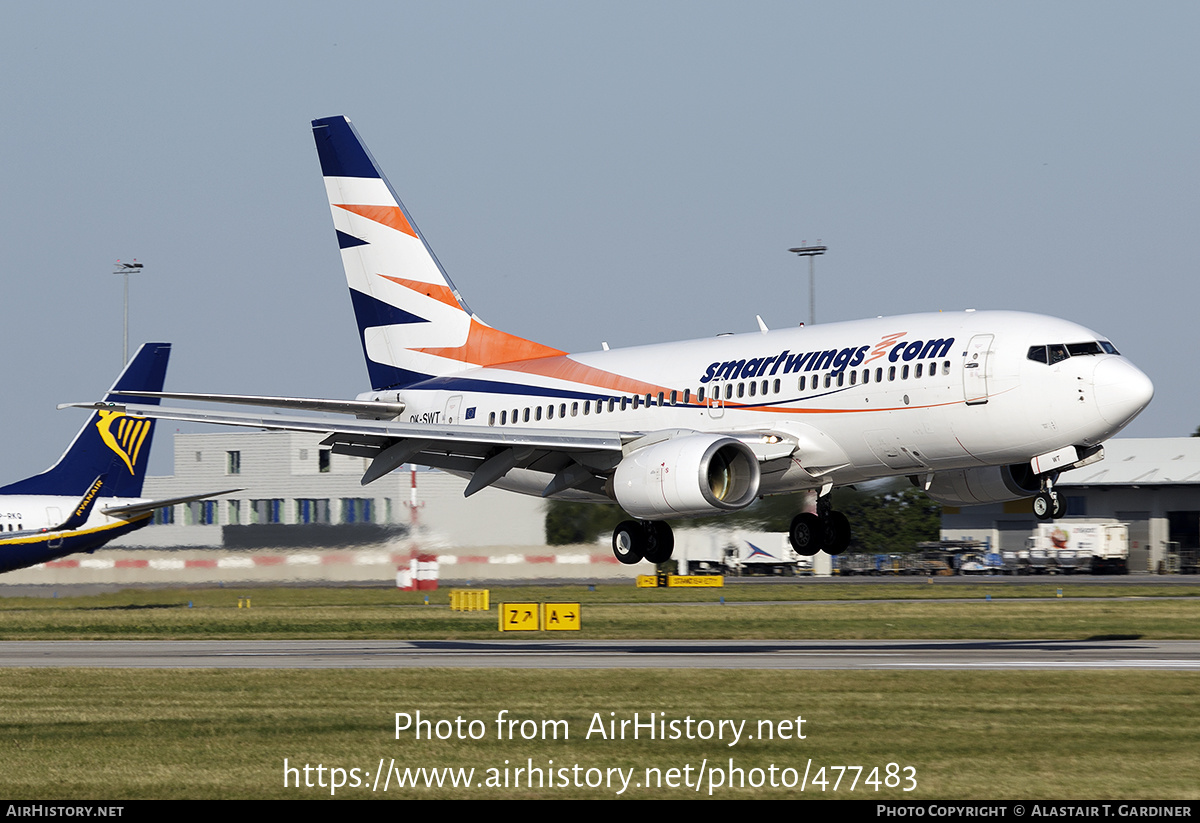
left=102, top=488, right=243, bottom=519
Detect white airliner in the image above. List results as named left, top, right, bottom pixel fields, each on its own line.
left=69, top=116, right=1155, bottom=565
left=1, top=344, right=234, bottom=574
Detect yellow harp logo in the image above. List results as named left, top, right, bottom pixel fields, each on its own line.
left=95, top=411, right=153, bottom=475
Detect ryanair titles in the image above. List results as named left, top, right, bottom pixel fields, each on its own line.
left=698, top=333, right=956, bottom=384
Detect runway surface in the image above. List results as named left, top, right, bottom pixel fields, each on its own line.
left=1, top=639, right=1196, bottom=669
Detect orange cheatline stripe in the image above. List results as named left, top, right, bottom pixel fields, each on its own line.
left=498, top=355, right=671, bottom=397
left=377, top=275, right=462, bottom=309
left=334, top=204, right=418, bottom=238
left=418, top=319, right=566, bottom=366
left=419, top=319, right=670, bottom=396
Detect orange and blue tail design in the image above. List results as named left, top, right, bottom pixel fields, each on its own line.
left=312, top=116, right=564, bottom=392
left=0, top=343, right=169, bottom=498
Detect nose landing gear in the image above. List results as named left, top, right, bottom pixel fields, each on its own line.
left=1033, top=474, right=1066, bottom=521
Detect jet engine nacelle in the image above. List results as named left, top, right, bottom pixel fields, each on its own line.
left=923, top=464, right=1041, bottom=507
left=612, top=434, right=761, bottom=519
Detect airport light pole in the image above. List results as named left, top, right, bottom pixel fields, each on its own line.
left=788, top=243, right=826, bottom=325
left=113, top=260, right=145, bottom=364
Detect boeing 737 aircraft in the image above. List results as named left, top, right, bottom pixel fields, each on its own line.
left=1, top=343, right=233, bottom=574
left=71, top=116, right=1155, bottom=565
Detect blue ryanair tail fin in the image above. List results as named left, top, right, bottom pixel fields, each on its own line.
left=0, top=343, right=170, bottom=498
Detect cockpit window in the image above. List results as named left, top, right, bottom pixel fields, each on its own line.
left=1029, top=340, right=1118, bottom=365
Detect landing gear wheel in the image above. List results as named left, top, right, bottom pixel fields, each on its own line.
left=789, top=512, right=824, bottom=557
left=1033, top=492, right=1053, bottom=521
left=1050, top=493, right=1066, bottom=520
left=642, top=521, right=675, bottom=564
left=612, top=520, right=645, bottom=565
left=824, top=511, right=851, bottom=555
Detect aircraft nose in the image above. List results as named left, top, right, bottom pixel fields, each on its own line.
left=1093, top=358, right=1154, bottom=428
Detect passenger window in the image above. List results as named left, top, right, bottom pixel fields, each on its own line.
left=489, top=412, right=496, bottom=426
left=656, top=392, right=664, bottom=407
left=572, top=402, right=580, bottom=416
left=902, top=365, right=909, bottom=380
left=748, top=382, right=756, bottom=397
left=915, top=363, right=923, bottom=379
left=850, top=370, right=857, bottom=385
left=523, top=408, right=530, bottom=422
left=696, top=388, right=705, bottom=403
left=725, top=384, right=733, bottom=400
left=798, top=376, right=806, bottom=391
left=547, top=405, right=554, bottom=420
left=773, top=379, right=780, bottom=393
left=583, top=401, right=590, bottom=415
left=500, top=410, right=507, bottom=425
left=888, top=366, right=896, bottom=381
left=670, top=390, right=678, bottom=406
left=535, top=407, right=542, bottom=421
left=837, top=372, right=844, bottom=387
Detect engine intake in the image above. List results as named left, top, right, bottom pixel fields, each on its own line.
left=613, top=434, right=761, bottom=519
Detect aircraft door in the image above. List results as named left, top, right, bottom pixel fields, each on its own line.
left=962, top=334, right=993, bottom=405
left=443, top=395, right=463, bottom=425
left=707, top=382, right=726, bottom=419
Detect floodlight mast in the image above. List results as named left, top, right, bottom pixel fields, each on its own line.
left=788, top=244, right=826, bottom=326
left=112, top=260, right=145, bottom=364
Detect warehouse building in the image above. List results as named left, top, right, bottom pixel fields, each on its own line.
left=940, top=438, right=1200, bottom=572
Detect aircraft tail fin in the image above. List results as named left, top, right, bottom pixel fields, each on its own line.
left=311, top=116, right=563, bottom=392
left=0, top=343, right=170, bottom=498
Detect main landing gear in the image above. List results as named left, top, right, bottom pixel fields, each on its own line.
left=612, top=520, right=674, bottom=565
left=1032, top=473, right=1066, bottom=521
left=788, top=494, right=851, bottom=557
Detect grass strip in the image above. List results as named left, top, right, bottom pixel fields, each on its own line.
left=0, top=669, right=1195, bottom=800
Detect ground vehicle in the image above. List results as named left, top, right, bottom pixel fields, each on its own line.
left=672, top=529, right=808, bottom=576
left=1025, top=520, right=1129, bottom=574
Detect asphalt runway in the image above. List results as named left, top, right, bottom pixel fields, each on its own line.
left=1, top=638, right=1196, bottom=669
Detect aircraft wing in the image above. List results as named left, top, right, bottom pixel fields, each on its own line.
left=61, top=400, right=798, bottom=499
left=101, top=488, right=245, bottom=519
left=62, top=400, right=634, bottom=496
left=120, top=391, right=406, bottom=419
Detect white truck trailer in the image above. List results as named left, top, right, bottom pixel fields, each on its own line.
left=672, top=529, right=811, bottom=576
left=1025, top=520, right=1129, bottom=575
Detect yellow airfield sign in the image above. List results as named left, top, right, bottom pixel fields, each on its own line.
left=498, top=603, right=540, bottom=631
left=542, top=603, right=581, bottom=631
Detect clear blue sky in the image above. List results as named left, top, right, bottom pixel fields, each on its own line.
left=1, top=1, right=1195, bottom=479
